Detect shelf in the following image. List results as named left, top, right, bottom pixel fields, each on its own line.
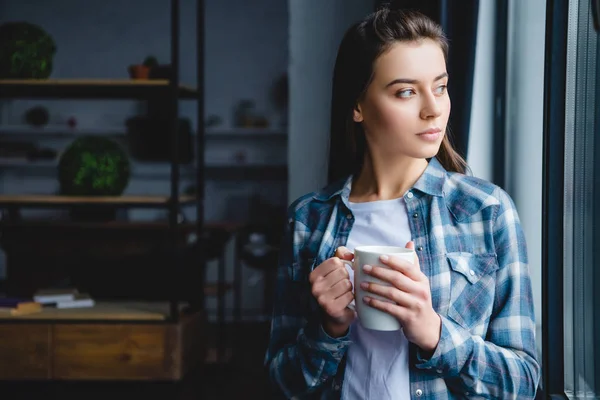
left=0, top=125, right=125, bottom=138
left=0, top=125, right=287, bottom=139
left=0, top=79, right=198, bottom=99
left=205, top=127, right=287, bottom=139
left=0, top=160, right=288, bottom=181
left=0, top=194, right=196, bottom=208
left=0, top=301, right=187, bottom=321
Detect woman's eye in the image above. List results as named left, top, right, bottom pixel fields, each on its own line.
left=435, top=85, right=448, bottom=95
left=395, top=89, right=415, bottom=98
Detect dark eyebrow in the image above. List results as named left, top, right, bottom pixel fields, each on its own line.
left=385, top=72, right=449, bottom=87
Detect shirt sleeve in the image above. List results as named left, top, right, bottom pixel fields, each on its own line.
left=415, top=188, right=541, bottom=399
left=264, top=210, right=353, bottom=399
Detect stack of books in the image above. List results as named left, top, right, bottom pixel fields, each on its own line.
left=0, top=298, right=43, bottom=316
left=33, top=288, right=95, bottom=309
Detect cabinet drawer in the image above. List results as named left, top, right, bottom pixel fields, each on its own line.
left=0, top=324, right=51, bottom=380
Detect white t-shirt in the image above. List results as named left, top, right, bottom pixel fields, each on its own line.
left=342, top=197, right=412, bottom=400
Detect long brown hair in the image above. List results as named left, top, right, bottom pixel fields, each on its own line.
left=327, top=7, right=468, bottom=184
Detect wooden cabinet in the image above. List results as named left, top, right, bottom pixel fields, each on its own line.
left=0, top=324, right=51, bottom=380
left=0, top=309, right=205, bottom=381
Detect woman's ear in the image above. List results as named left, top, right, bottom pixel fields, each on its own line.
left=353, top=103, right=364, bottom=123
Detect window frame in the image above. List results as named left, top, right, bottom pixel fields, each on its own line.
left=541, top=0, right=569, bottom=398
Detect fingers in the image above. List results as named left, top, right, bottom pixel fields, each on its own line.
left=361, top=281, right=422, bottom=307
left=362, top=266, right=420, bottom=293
left=405, top=241, right=420, bottom=266
left=363, top=296, right=406, bottom=320
left=331, top=277, right=353, bottom=299
left=309, top=257, right=347, bottom=284
left=333, top=291, right=354, bottom=309
left=318, top=290, right=355, bottom=319
left=334, top=246, right=354, bottom=261
left=378, top=254, right=425, bottom=282
left=311, top=264, right=349, bottom=294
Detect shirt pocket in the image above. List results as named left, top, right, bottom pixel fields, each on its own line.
left=446, top=252, right=499, bottom=330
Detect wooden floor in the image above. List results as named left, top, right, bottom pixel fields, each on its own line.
left=0, top=321, right=273, bottom=400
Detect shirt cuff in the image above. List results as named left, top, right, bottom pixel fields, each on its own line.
left=302, top=319, right=353, bottom=356
left=415, top=314, right=473, bottom=375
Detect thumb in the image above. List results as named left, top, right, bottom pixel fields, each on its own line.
left=335, top=246, right=354, bottom=261
left=405, top=241, right=419, bottom=266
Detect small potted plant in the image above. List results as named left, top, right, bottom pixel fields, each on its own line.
left=127, top=55, right=158, bottom=80
left=58, top=136, right=131, bottom=221
left=0, top=21, right=57, bottom=79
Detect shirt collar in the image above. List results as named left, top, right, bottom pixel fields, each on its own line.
left=313, top=157, right=447, bottom=202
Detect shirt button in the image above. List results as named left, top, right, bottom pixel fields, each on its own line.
left=346, top=214, right=352, bottom=220
left=413, top=213, right=419, bottom=218
left=334, top=383, right=340, bottom=391
left=437, top=369, right=443, bottom=374
left=406, top=191, right=414, bottom=199
left=415, top=389, right=423, bottom=397
left=469, top=269, right=476, bottom=276
left=417, top=246, right=423, bottom=251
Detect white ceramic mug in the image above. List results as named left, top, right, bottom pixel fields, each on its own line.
left=343, top=245, right=415, bottom=331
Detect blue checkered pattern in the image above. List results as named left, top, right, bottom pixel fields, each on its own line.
left=264, top=158, right=540, bottom=399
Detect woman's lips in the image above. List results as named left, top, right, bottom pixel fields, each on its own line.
left=417, top=128, right=442, bottom=142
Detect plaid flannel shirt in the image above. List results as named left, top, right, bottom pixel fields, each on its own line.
left=264, top=157, right=540, bottom=399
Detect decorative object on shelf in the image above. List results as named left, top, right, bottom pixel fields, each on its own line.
left=233, top=99, right=269, bottom=128
left=147, top=57, right=172, bottom=80
left=67, top=116, right=77, bottom=128
left=127, top=55, right=173, bottom=80
left=58, top=136, right=130, bottom=196
left=0, top=21, right=57, bottom=79
left=143, top=55, right=158, bottom=69
left=128, top=64, right=150, bottom=80
left=24, top=105, right=49, bottom=127
left=127, top=55, right=156, bottom=80
left=57, top=136, right=131, bottom=222
left=205, top=114, right=223, bottom=127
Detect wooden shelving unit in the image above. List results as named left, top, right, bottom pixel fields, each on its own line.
left=0, top=0, right=224, bottom=381
left=0, top=194, right=197, bottom=208
left=0, top=78, right=198, bottom=99
left=0, top=161, right=288, bottom=181
left=0, top=301, right=186, bottom=321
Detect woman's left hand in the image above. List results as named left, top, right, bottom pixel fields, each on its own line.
left=360, top=241, right=441, bottom=353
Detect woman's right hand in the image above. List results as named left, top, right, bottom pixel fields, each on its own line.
left=309, top=246, right=356, bottom=338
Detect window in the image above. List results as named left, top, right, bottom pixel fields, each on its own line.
left=543, top=0, right=599, bottom=398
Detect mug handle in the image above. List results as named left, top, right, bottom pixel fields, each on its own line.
left=341, top=260, right=356, bottom=311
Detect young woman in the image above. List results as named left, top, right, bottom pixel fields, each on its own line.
left=265, top=7, right=540, bottom=400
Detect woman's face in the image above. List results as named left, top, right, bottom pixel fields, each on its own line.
left=354, top=39, right=450, bottom=160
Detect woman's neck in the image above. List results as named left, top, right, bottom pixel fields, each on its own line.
left=350, top=152, right=428, bottom=202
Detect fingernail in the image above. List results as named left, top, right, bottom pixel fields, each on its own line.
left=344, top=251, right=353, bottom=257
left=363, top=264, right=372, bottom=272
left=363, top=296, right=371, bottom=304
left=360, top=282, right=368, bottom=290
left=380, top=255, right=389, bottom=262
